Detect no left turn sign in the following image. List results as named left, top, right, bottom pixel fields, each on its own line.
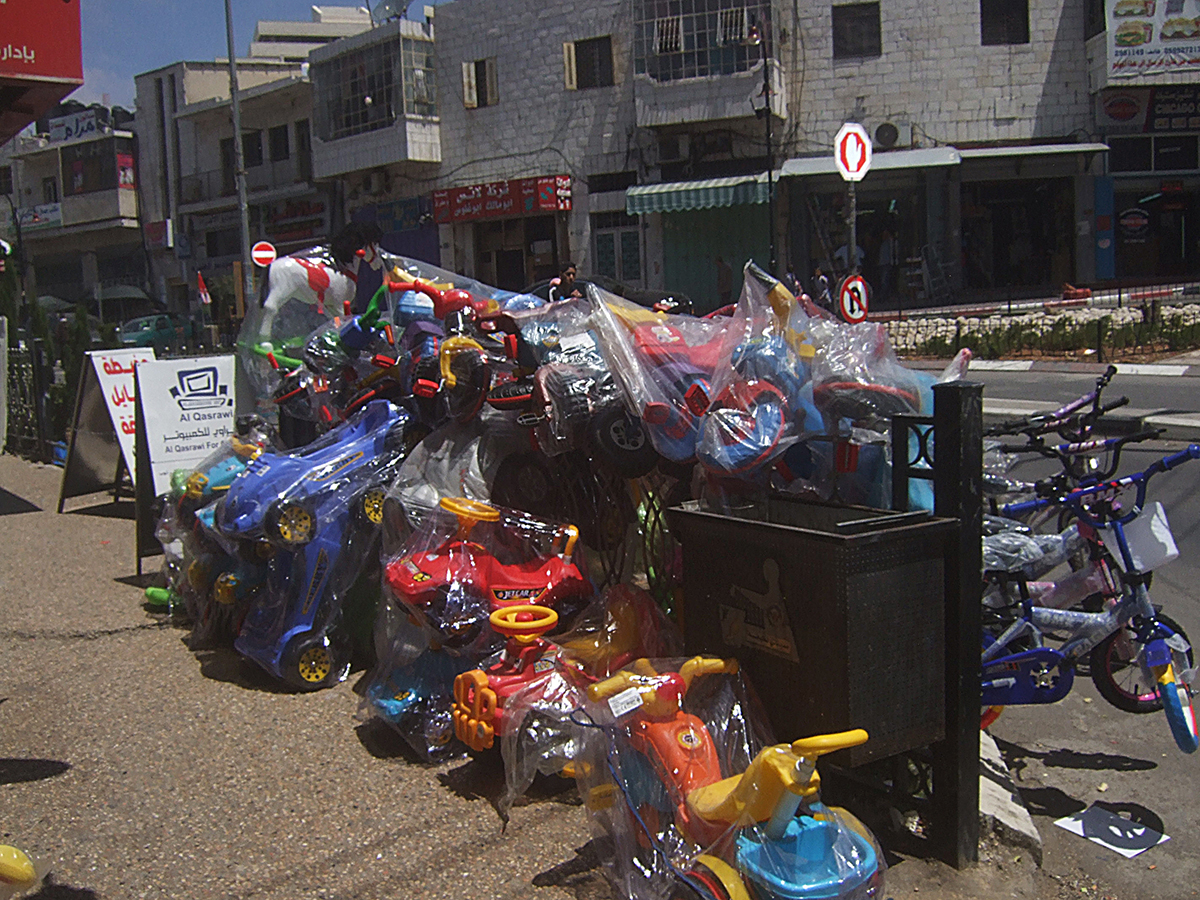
left=839, top=275, right=869, bottom=324
left=252, top=241, right=277, bottom=267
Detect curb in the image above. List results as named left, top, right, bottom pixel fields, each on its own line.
left=979, top=730, right=1043, bottom=865
left=903, top=358, right=1200, bottom=377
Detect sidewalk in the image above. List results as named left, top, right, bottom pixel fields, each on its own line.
left=0, top=454, right=1139, bottom=900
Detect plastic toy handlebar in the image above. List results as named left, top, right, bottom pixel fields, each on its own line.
left=490, top=604, right=559, bottom=642
left=680, top=656, right=739, bottom=687
left=251, top=342, right=304, bottom=371
left=438, top=335, right=484, bottom=387
left=555, top=524, right=580, bottom=561
left=791, top=728, right=869, bottom=759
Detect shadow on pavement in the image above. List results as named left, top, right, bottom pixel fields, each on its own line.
left=0, top=486, right=40, bottom=515
left=66, top=500, right=135, bottom=520
left=353, top=720, right=443, bottom=765
left=996, top=737, right=1157, bottom=774
left=532, top=838, right=606, bottom=892
left=1015, top=785, right=1086, bottom=819
left=192, top=646, right=286, bottom=693
left=0, top=758, right=71, bottom=785
left=26, top=874, right=99, bottom=899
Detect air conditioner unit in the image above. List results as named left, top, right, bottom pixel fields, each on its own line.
left=869, top=120, right=912, bottom=151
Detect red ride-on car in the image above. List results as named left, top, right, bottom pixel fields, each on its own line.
left=383, top=497, right=592, bottom=649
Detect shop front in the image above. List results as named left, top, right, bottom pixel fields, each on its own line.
left=433, top=175, right=572, bottom=292
left=1096, top=85, right=1200, bottom=281
left=350, top=195, right=440, bottom=265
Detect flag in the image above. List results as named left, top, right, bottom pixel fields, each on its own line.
left=198, top=271, right=212, bottom=305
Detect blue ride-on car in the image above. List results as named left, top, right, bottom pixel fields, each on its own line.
left=218, top=399, right=417, bottom=690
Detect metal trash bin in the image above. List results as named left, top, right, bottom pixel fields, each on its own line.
left=667, top=494, right=957, bottom=766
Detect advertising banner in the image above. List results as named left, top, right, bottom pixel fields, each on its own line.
left=0, top=0, right=83, bottom=82
left=432, top=175, right=572, bottom=223
left=134, top=356, right=236, bottom=497
left=1109, top=0, right=1200, bottom=77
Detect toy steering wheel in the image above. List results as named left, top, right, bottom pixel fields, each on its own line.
left=490, top=604, right=559, bottom=642
left=439, top=496, right=500, bottom=537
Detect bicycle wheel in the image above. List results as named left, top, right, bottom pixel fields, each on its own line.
left=1157, top=667, right=1199, bottom=754
left=1090, top=614, right=1194, bottom=714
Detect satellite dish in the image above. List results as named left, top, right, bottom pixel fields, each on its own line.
left=372, top=0, right=402, bottom=22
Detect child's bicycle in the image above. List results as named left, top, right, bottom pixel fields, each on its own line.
left=983, top=445, right=1200, bottom=753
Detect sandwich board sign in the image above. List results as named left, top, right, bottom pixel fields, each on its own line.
left=58, top=348, right=156, bottom=512
left=133, top=355, right=237, bottom=571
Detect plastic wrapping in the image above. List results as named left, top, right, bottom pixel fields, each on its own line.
left=215, top=400, right=417, bottom=689
left=810, top=322, right=925, bottom=427
left=570, top=657, right=884, bottom=900
left=982, top=524, right=1083, bottom=578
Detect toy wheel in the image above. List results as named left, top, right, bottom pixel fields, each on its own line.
left=1091, top=615, right=1193, bottom=713
left=282, top=632, right=349, bottom=692
left=213, top=573, right=240, bottom=606
left=360, top=488, right=387, bottom=526
left=268, top=501, right=315, bottom=546
left=588, top=406, right=659, bottom=479
left=490, top=604, right=559, bottom=639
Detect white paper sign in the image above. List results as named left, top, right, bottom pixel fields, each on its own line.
left=135, top=356, right=237, bottom=496
left=90, top=349, right=156, bottom=487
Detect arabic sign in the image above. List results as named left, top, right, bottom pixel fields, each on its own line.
left=49, top=109, right=97, bottom=143
left=0, top=0, right=83, bottom=82
left=18, top=203, right=61, bottom=230
left=92, top=348, right=156, bottom=487
left=1108, top=0, right=1200, bottom=77
left=135, top=356, right=236, bottom=496
left=432, top=175, right=572, bottom=224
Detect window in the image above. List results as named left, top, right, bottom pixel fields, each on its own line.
left=62, top=137, right=119, bottom=196
left=593, top=211, right=641, bottom=282
left=832, top=3, right=881, bottom=59
left=403, top=37, right=437, bottom=117
left=1084, top=0, right=1105, bottom=40
left=242, top=131, right=264, bottom=168
left=42, top=176, right=58, bottom=204
left=633, top=0, right=771, bottom=82
left=588, top=171, right=638, bottom=193
left=311, top=36, right=414, bottom=140
left=462, top=58, right=498, bottom=108
left=1154, top=135, right=1199, bottom=172
left=205, top=227, right=240, bottom=259
left=269, top=124, right=290, bottom=162
left=981, top=0, right=1029, bottom=45
left=0, top=166, right=11, bottom=196
left=573, top=36, right=614, bottom=89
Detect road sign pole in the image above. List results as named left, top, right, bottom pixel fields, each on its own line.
left=848, top=181, right=858, bottom=276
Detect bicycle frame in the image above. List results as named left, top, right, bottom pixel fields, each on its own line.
left=984, top=445, right=1200, bottom=752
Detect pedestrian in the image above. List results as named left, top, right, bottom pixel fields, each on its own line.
left=782, top=263, right=801, bottom=296
left=548, top=261, right=584, bottom=302
left=833, top=241, right=865, bottom=275
left=716, top=256, right=734, bottom=305
left=812, top=266, right=833, bottom=311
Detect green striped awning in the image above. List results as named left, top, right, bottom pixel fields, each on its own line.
left=626, top=174, right=769, bottom=215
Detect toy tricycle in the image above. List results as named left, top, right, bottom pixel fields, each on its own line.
left=579, top=658, right=884, bottom=900
left=383, top=497, right=592, bottom=649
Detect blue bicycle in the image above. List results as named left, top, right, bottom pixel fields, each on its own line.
left=983, top=444, right=1200, bottom=754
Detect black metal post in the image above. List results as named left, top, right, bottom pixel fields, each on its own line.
left=3, top=192, right=26, bottom=320
left=931, top=381, right=983, bottom=868
left=750, top=26, right=776, bottom=276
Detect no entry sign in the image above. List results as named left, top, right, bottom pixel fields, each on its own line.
left=838, top=275, right=869, bottom=324
left=834, top=123, right=872, bottom=182
left=251, top=241, right=277, bottom=267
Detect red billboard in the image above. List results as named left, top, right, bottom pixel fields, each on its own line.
left=0, top=0, right=84, bottom=144
left=432, top=175, right=572, bottom=224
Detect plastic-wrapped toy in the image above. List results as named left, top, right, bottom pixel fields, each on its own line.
left=218, top=399, right=417, bottom=689
left=0, top=844, right=39, bottom=899
left=382, top=497, right=592, bottom=650
left=573, top=657, right=884, bottom=900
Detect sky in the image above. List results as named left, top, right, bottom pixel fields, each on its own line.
left=73, top=0, right=437, bottom=111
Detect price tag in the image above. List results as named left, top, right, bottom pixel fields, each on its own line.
left=607, top=686, right=644, bottom=719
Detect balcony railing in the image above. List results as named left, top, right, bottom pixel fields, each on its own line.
left=179, top=158, right=310, bottom=206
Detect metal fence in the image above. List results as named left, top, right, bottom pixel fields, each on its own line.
left=5, top=341, right=50, bottom=461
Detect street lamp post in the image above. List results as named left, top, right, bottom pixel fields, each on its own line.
left=224, top=0, right=255, bottom=308
left=750, top=26, right=776, bottom=276
left=2, top=192, right=26, bottom=318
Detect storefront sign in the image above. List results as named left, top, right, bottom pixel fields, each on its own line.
left=1108, top=0, right=1200, bottom=78
left=145, top=220, right=174, bottom=249
left=134, top=357, right=236, bottom=496
left=1098, top=86, right=1200, bottom=133
left=432, top=175, right=571, bottom=223
left=262, top=197, right=328, bottom=245
left=1118, top=207, right=1151, bottom=242
left=118, top=153, right=136, bottom=189
left=49, top=109, right=98, bottom=143
left=0, top=0, right=83, bottom=82
left=18, top=203, right=61, bottom=230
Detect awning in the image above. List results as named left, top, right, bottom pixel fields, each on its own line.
left=958, top=142, right=1109, bottom=160
left=626, top=173, right=769, bottom=215
left=780, top=147, right=962, bottom=179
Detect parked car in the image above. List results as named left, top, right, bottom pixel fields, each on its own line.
left=522, top=274, right=693, bottom=315
left=119, top=314, right=194, bottom=352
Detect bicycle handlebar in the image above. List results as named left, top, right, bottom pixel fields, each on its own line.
left=984, top=365, right=1121, bottom=438
left=1002, top=443, right=1200, bottom=526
